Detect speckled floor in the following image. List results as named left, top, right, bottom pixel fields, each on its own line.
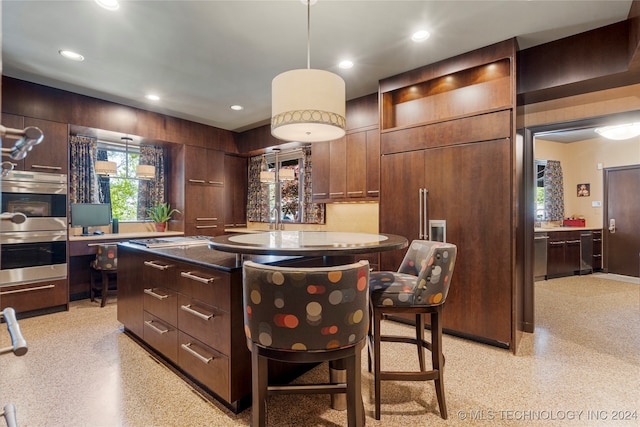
left=1, top=274, right=638, bottom=426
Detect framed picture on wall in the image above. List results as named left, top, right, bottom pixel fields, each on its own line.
left=577, top=183, right=590, bottom=197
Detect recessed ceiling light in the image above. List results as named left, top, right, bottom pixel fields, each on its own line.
left=95, top=0, right=119, bottom=11
left=411, top=30, right=431, bottom=42
left=338, top=60, right=354, bottom=69
left=145, top=94, right=160, bottom=101
left=59, top=50, right=85, bottom=62
left=230, top=105, right=244, bottom=111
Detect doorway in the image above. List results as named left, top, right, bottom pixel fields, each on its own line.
left=522, top=110, right=640, bottom=333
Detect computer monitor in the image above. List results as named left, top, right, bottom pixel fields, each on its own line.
left=70, top=203, right=112, bottom=236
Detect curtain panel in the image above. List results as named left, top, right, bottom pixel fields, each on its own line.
left=137, top=145, right=166, bottom=220
left=96, top=148, right=112, bottom=205
left=69, top=135, right=100, bottom=204
left=543, top=159, right=565, bottom=221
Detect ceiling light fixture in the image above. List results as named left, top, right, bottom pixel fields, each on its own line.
left=271, top=0, right=346, bottom=143
left=594, top=123, right=640, bottom=140
left=145, top=94, right=160, bottom=101
left=59, top=50, right=85, bottom=62
left=230, top=105, right=244, bottom=111
left=411, top=30, right=431, bottom=42
left=95, top=0, right=120, bottom=11
left=338, top=60, right=354, bottom=69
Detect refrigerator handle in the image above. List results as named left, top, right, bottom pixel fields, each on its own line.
left=419, top=188, right=424, bottom=239
left=424, top=188, right=429, bottom=240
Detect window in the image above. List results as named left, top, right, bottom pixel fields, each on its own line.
left=98, top=141, right=143, bottom=221
left=264, top=152, right=302, bottom=223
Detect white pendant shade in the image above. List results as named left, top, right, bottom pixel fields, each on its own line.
left=271, top=69, right=346, bottom=143
left=136, top=164, right=155, bottom=180
left=95, top=160, right=117, bottom=176
left=260, top=170, right=275, bottom=183
left=278, top=168, right=296, bottom=181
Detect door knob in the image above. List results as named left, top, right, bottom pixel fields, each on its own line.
left=608, top=218, right=616, bottom=233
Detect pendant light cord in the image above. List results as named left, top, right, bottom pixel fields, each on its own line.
left=307, top=0, right=311, bottom=69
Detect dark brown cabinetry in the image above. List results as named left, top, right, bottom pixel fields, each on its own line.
left=547, top=231, right=581, bottom=278
left=1, top=113, right=68, bottom=172
left=223, top=154, right=247, bottom=229
left=592, top=230, right=603, bottom=271
left=0, top=279, right=68, bottom=313
left=117, top=245, right=250, bottom=411
left=312, top=128, right=380, bottom=202
left=184, top=146, right=225, bottom=236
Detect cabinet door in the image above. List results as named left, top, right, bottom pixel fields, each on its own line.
left=223, top=155, right=247, bottom=228
left=24, top=118, right=68, bottom=172
left=311, top=140, right=330, bottom=200
left=329, top=137, right=346, bottom=199
left=117, top=247, right=146, bottom=337
left=365, top=128, right=380, bottom=198
left=546, top=232, right=565, bottom=277
left=346, top=132, right=366, bottom=198
left=206, top=149, right=225, bottom=186
left=1, top=113, right=25, bottom=170
left=184, top=146, right=208, bottom=183
left=564, top=231, right=581, bottom=274
left=592, top=230, right=603, bottom=271
left=185, top=185, right=224, bottom=236
left=379, top=150, right=425, bottom=270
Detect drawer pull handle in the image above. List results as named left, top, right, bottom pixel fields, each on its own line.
left=196, top=225, right=218, bottom=229
left=549, top=241, right=565, bottom=245
left=181, top=342, right=213, bottom=364
left=208, top=181, right=223, bottom=186
left=144, top=320, right=169, bottom=335
left=30, top=165, right=62, bottom=170
left=0, top=284, right=55, bottom=296
left=367, top=190, right=379, bottom=195
left=313, top=192, right=327, bottom=197
left=566, top=239, right=581, bottom=244
left=347, top=191, right=363, bottom=195
left=329, top=192, right=344, bottom=196
left=143, top=260, right=172, bottom=270
left=180, top=271, right=215, bottom=284
left=195, top=217, right=218, bottom=221
left=181, top=304, right=214, bottom=320
left=144, top=288, right=169, bottom=300
left=188, top=179, right=206, bottom=184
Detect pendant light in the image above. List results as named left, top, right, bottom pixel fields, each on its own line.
left=95, top=160, right=117, bottom=176
left=271, top=0, right=346, bottom=143
left=120, top=136, right=155, bottom=180
left=259, top=155, right=275, bottom=183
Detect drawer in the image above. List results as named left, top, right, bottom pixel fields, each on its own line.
left=143, top=311, right=178, bottom=363
left=176, top=266, right=230, bottom=311
left=143, top=287, right=178, bottom=327
left=0, top=279, right=68, bottom=312
left=177, top=294, right=230, bottom=355
left=142, top=258, right=177, bottom=290
left=178, top=331, right=230, bottom=401
left=69, top=240, right=122, bottom=256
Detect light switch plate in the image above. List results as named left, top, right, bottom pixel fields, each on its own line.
left=592, top=201, right=601, bottom=207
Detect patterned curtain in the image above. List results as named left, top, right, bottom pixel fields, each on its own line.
left=246, top=148, right=325, bottom=224
left=69, top=135, right=100, bottom=203
left=137, top=145, right=166, bottom=220
left=246, top=156, right=270, bottom=222
left=543, top=160, right=565, bottom=221
left=301, top=146, right=325, bottom=224
left=96, top=148, right=111, bottom=204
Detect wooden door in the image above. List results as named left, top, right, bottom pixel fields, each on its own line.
left=604, top=165, right=640, bottom=277
left=379, top=150, right=425, bottom=270
left=424, top=139, right=512, bottom=345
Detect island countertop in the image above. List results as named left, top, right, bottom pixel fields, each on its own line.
left=117, top=241, right=298, bottom=272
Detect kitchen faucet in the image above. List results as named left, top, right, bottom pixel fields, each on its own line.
left=269, top=207, right=283, bottom=230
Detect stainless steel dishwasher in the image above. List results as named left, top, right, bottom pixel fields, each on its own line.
left=534, top=232, right=548, bottom=280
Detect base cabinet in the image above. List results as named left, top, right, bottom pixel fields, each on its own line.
left=0, top=278, right=68, bottom=313
left=118, top=244, right=285, bottom=412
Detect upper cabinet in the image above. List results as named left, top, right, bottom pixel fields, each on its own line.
left=2, top=114, right=68, bottom=173
left=311, top=127, right=379, bottom=203
left=184, top=146, right=224, bottom=186
left=223, top=154, right=248, bottom=228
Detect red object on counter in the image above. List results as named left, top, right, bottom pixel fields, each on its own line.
left=563, top=219, right=586, bottom=227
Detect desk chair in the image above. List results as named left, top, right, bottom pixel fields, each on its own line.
left=368, top=240, right=457, bottom=420
left=90, top=244, right=118, bottom=307
left=242, top=260, right=370, bottom=427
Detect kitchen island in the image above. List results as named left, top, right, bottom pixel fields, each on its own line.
left=116, top=242, right=321, bottom=412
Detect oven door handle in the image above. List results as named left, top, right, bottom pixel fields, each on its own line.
left=0, top=212, right=26, bottom=224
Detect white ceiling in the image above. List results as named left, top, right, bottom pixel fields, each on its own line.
left=2, top=0, right=633, bottom=133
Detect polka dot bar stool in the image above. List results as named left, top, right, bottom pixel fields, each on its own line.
left=89, top=244, right=118, bottom=307
left=367, top=240, right=457, bottom=420
left=242, top=260, right=370, bottom=427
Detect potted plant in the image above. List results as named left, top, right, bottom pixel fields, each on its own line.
left=146, top=202, right=181, bottom=232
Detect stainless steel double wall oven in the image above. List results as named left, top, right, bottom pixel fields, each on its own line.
left=1, top=170, right=67, bottom=286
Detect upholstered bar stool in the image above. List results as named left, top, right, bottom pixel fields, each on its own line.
left=368, top=240, right=457, bottom=420
left=89, top=244, right=118, bottom=307
left=242, top=260, right=370, bottom=427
